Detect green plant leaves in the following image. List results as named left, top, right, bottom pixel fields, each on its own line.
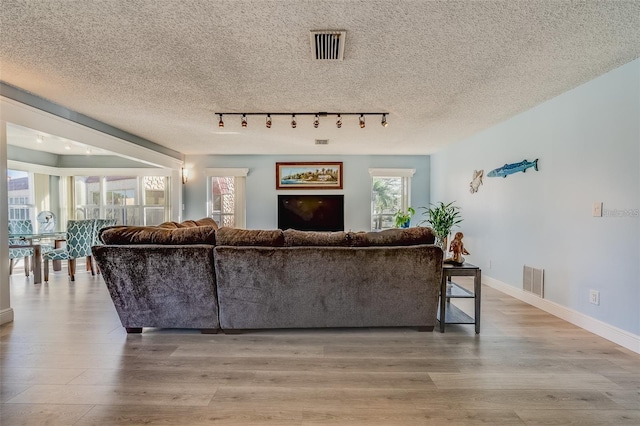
left=418, top=201, right=462, bottom=239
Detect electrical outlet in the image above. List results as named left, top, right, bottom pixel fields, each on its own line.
left=589, top=290, right=600, bottom=305
left=592, top=202, right=603, bottom=217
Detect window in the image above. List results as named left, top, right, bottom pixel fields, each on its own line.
left=74, top=175, right=170, bottom=225
left=369, top=168, right=415, bottom=230
left=7, top=170, right=35, bottom=221
left=143, top=176, right=167, bottom=225
left=206, top=168, right=248, bottom=229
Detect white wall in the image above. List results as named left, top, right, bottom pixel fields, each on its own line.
left=184, top=155, right=431, bottom=231
left=431, top=59, right=640, bottom=337
left=1, top=121, right=13, bottom=325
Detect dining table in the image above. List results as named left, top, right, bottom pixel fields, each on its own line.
left=8, top=232, right=67, bottom=284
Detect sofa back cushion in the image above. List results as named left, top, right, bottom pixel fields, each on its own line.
left=215, top=227, right=284, bottom=247
left=348, top=227, right=436, bottom=247
left=99, top=218, right=218, bottom=245
left=283, top=229, right=350, bottom=246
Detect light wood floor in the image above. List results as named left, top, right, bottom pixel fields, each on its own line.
left=1, top=266, right=639, bottom=425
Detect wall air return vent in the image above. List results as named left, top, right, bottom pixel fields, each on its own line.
left=523, top=265, right=544, bottom=298
left=315, top=139, right=329, bottom=145
left=310, top=30, right=346, bottom=60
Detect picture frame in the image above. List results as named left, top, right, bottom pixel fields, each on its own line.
left=276, top=162, right=343, bottom=190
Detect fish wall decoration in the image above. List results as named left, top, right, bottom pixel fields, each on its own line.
left=487, top=159, right=539, bottom=178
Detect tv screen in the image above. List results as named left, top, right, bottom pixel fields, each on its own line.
left=278, top=195, right=344, bottom=232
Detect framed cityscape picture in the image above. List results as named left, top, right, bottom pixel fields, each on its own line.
left=276, top=162, right=343, bottom=190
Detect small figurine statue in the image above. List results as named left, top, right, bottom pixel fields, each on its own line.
left=445, top=231, right=470, bottom=265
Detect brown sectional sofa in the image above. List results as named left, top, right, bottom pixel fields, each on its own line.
left=93, top=220, right=444, bottom=334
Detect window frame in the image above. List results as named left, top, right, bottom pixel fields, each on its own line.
left=205, top=168, right=249, bottom=229
left=368, top=168, right=415, bottom=231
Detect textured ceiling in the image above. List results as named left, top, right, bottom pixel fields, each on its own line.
left=1, top=1, right=639, bottom=156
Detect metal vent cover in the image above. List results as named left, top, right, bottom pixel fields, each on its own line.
left=523, top=265, right=544, bottom=298
left=310, top=30, right=346, bottom=60
left=315, top=139, right=329, bottom=145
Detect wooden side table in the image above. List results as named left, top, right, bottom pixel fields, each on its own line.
left=438, top=262, right=481, bottom=333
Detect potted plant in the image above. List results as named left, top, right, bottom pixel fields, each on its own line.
left=393, top=207, right=415, bottom=228
left=419, top=201, right=462, bottom=249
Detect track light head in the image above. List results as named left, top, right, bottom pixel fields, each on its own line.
left=314, top=114, right=319, bottom=128
left=359, top=114, right=365, bottom=128
left=291, top=114, right=297, bottom=128
left=266, top=114, right=272, bottom=128
left=336, top=114, right=342, bottom=128
left=241, top=114, right=247, bottom=128
left=381, top=114, right=388, bottom=127
left=218, top=114, right=224, bottom=128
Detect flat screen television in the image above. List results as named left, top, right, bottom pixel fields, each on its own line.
left=277, top=195, right=344, bottom=231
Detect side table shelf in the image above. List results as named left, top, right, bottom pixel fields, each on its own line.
left=437, top=263, right=481, bottom=334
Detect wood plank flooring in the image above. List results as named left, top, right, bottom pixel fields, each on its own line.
left=1, top=266, right=639, bottom=425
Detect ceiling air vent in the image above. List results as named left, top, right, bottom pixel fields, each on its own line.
left=310, top=30, right=346, bottom=60
left=315, top=139, right=329, bottom=145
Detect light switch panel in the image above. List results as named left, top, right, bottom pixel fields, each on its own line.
left=592, top=202, right=602, bottom=217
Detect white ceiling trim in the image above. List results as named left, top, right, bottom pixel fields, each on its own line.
left=205, top=168, right=250, bottom=177
left=1, top=97, right=183, bottom=170
left=7, top=160, right=172, bottom=177
left=368, top=168, right=416, bottom=177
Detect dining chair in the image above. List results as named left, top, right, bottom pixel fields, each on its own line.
left=9, top=246, right=34, bottom=277
left=43, top=219, right=96, bottom=282
left=90, top=218, right=118, bottom=273
left=8, top=220, right=34, bottom=276
left=8, top=219, right=55, bottom=253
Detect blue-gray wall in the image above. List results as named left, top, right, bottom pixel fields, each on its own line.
left=431, top=59, right=640, bottom=335
left=184, top=155, right=431, bottom=231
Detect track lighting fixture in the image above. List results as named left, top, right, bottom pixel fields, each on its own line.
left=213, top=112, right=388, bottom=130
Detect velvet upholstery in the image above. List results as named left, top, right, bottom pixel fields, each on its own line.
left=215, top=227, right=284, bottom=247
left=214, top=245, right=443, bottom=330
left=100, top=224, right=217, bottom=245
left=92, top=244, right=219, bottom=330
left=348, top=227, right=436, bottom=246
left=283, top=229, right=350, bottom=246
left=95, top=224, right=443, bottom=333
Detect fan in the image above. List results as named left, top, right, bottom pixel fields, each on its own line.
left=37, top=211, right=56, bottom=233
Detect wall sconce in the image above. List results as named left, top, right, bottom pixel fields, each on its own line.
left=181, top=168, right=189, bottom=184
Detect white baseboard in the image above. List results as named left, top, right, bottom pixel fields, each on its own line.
left=0, top=307, right=14, bottom=326
left=483, top=276, right=640, bottom=355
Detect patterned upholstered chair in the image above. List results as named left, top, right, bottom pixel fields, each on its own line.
left=93, top=219, right=118, bottom=246
left=8, top=219, right=54, bottom=252
left=8, top=219, right=54, bottom=277
left=90, top=218, right=118, bottom=273
left=9, top=246, right=34, bottom=277
left=43, top=219, right=96, bottom=282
